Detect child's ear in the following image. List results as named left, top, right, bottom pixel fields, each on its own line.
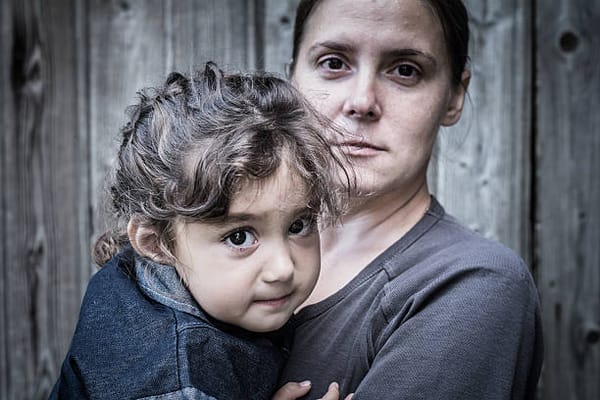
left=127, top=218, right=171, bottom=264
left=441, top=69, right=471, bottom=127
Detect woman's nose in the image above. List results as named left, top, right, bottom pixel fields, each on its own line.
left=342, top=74, right=382, bottom=120
left=262, top=245, right=295, bottom=283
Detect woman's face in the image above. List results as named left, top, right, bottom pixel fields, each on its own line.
left=292, top=0, right=469, bottom=197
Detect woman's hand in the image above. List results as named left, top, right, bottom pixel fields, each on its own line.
left=316, top=382, right=354, bottom=400
left=272, top=381, right=312, bottom=400
left=272, top=381, right=353, bottom=400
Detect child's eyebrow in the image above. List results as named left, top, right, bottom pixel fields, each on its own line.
left=218, top=213, right=255, bottom=224
left=198, top=214, right=254, bottom=231
left=205, top=206, right=313, bottom=227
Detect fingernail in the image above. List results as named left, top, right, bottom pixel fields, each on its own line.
left=300, top=380, right=312, bottom=387
left=330, top=382, right=339, bottom=390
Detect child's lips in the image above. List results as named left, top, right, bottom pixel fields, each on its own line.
left=254, top=293, right=292, bottom=308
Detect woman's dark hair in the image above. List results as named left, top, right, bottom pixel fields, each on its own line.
left=290, top=0, right=470, bottom=87
left=93, top=62, right=350, bottom=266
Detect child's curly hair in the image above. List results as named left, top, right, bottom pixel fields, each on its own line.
left=93, top=62, right=351, bottom=266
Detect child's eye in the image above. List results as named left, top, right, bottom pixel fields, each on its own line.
left=288, top=216, right=316, bottom=236
left=224, top=230, right=257, bottom=249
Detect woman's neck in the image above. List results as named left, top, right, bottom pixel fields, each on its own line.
left=328, top=180, right=431, bottom=242
left=323, top=183, right=431, bottom=257
left=300, top=183, right=431, bottom=308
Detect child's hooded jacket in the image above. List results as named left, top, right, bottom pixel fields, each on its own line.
left=50, top=246, right=291, bottom=400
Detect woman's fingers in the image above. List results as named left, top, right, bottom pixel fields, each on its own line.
left=271, top=381, right=312, bottom=400
left=316, top=382, right=340, bottom=400
left=272, top=381, right=352, bottom=400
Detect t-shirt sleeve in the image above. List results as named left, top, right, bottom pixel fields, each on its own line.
left=353, top=259, right=543, bottom=399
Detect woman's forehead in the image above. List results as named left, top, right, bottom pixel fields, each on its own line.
left=301, top=0, right=444, bottom=50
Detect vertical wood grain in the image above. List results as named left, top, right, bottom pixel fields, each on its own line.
left=168, top=0, right=259, bottom=73
left=536, top=1, right=600, bottom=398
left=3, top=1, right=47, bottom=396
left=0, top=1, right=14, bottom=398
left=88, top=0, right=170, bottom=237
left=431, top=0, right=533, bottom=262
left=1, top=0, right=91, bottom=398
left=43, top=2, right=93, bottom=397
left=262, top=0, right=299, bottom=75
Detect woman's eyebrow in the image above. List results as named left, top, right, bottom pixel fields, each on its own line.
left=385, top=48, right=438, bottom=67
left=307, top=40, right=355, bottom=56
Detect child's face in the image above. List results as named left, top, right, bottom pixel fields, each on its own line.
left=172, top=163, right=320, bottom=332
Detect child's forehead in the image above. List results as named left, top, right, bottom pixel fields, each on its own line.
left=230, top=166, right=311, bottom=215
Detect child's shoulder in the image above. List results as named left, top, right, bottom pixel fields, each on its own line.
left=79, top=247, right=166, bottom=324
left=85, top=248, right=137, bottom=294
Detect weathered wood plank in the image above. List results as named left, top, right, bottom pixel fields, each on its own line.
left=431, top=0, right=533, bottom=262
left=2, top=1, right=47, bottom=396
left=536, top=1, right=600, bottom=399
left=263, top=0, right=299, bottom=75
left=0, top=1, right=15, bottom=399
left=1, top=0, right=90, bottom=398
left=169, top=0, right=259, bottom=73
left=88, top=0, right=170, bottom=237
left=75, top=0, right=92, bottom=298
left=42, top=1, right=93, bottom=397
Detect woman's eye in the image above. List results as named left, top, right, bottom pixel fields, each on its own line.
left=319, top=57, right=347, bottom=71
left=390, top=63, right=421, bottom=80
left=289, top=216, right=315, bottom=236
left=224, top=230, right=257, bottom=249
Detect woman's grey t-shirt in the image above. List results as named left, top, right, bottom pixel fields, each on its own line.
left=280, top=197, right=543, bottom=399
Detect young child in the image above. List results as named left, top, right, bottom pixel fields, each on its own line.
left=50, top=62, right=348, bottom=399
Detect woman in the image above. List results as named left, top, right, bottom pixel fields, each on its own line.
left=274, top=0, right=543, bottom=399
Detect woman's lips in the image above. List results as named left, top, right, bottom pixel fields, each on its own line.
left=338, top=141, right=385, bottom=157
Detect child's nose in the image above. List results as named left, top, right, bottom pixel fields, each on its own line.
left=262, top=245, right=295, bottom=283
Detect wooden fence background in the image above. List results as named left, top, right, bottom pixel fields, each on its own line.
left=1, top=0, right=598, bottom=399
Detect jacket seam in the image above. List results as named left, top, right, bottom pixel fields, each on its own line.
left=173, top=308, right=183, bottom=390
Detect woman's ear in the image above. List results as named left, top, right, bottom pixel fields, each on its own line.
left=127, top=218, right=171, bottom=264
left=441, top=69, right=471, bottom=127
